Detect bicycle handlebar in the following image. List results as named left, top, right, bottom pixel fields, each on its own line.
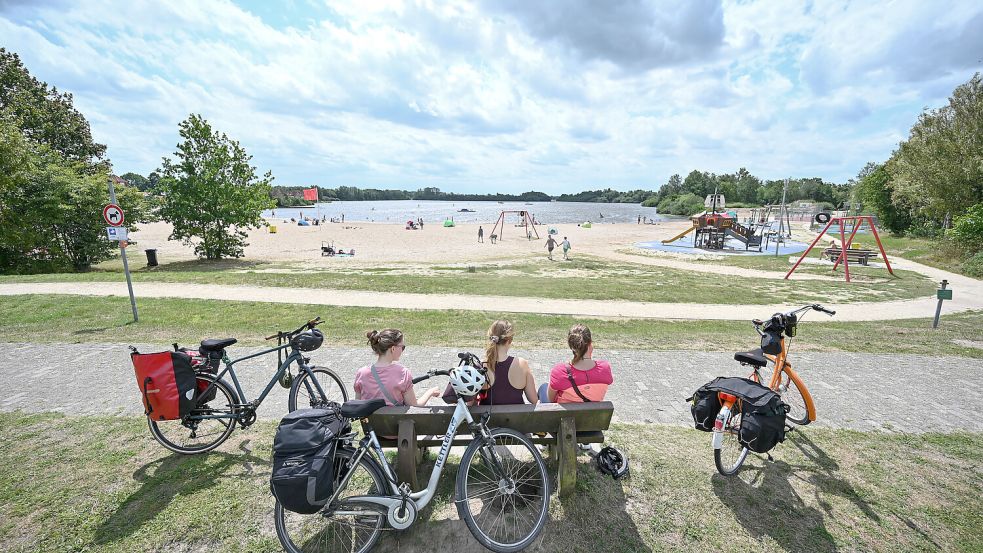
left=412, top=369, right=452, bottom=384
left=411, top=352, right=485, bottom=384
left=265, top=317, right=323, bottom=341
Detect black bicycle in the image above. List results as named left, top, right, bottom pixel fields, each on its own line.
left=146, top=317, right=348, bottom=454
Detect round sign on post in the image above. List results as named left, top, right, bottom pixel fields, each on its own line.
left=103, top=204, right=124, bottom=226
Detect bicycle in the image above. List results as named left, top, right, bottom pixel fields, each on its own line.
left=139, top=317, right=348, bottom=455
left=713, top=303, right=835, bottom=476
left=274, top=353, right=551, bottom=553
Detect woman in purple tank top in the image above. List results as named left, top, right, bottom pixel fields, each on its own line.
left=481, top=320, right=539, bottom=405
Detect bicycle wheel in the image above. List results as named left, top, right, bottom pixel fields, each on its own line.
left=456, top=428, right=550, bottom=553
left=714, top=411, right=749, bottom=476
left=289, top=366, right=349, bottom=412
left=778, top=373, right=811, bottom=426
left=148, top=375, right=237, bottom=455
left=276, top=448, right=386, bottom=553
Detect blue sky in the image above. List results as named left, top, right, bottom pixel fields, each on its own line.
left=2, top=0, right=981, bottom=193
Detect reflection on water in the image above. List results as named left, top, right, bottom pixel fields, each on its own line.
left=264, top=200, right=671, bottom=225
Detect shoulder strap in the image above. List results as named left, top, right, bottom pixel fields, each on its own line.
left=566, top=365, right=591, bottom=403
left=369, top=365, right=403, bottom=406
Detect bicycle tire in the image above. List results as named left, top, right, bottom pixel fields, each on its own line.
left=148, top=374, right=237, bottom=455
left=456, top=427, right=550, bottom=553
left=288, top=366, right=349, bottom=412
left=714, top=411, right=749, bottom=476
left=275, top=448, right=386, bottom=553
left=778, top=373, right=811, bottom=426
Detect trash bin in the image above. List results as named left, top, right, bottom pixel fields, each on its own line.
left=145, top=249, right=159, bottom=267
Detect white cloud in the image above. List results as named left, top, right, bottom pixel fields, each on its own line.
left=1, top=0, right=981, bottom=192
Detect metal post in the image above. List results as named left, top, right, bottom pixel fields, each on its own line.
left=109, top=177, right=138, bottom=322
left=933, top=279, right=948, bottom=329
left=775, top=178, right=788, bottom=256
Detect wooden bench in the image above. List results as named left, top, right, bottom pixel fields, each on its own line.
left=822, top=247, right=877, bottom=265
left=368, top=402, right=614, bottom=497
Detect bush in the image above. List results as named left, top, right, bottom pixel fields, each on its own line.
left=964, top=251, right=983, bottom=278
left=948, top=203, right=983, bottom=253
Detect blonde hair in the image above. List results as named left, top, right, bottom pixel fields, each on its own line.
left=366, top=328, right=403, bottom=355
left=484, top=320, right=514, bottom=385
left=568, top=324, right=592, bottom=364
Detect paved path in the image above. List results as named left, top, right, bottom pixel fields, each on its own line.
left=1, top=278, right=981, bottom=321
left=2, top=342, right=979, bottom=432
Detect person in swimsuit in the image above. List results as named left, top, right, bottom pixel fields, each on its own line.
left=481, top=320, right=538, bottom=405
left=538, top=324, right=613, bottom=403
left=354, top=329, right=440, bottom=406
left=545, top=236, right=557, bottom=260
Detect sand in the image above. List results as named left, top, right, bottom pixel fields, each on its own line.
left=129, top=219, right=691, bottom=266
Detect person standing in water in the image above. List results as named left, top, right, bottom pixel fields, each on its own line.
left=478, top=226, right=484, bottom=243
left=561, top=236, right=571, bottom=260
left=545, top=236, right=557, bottom=260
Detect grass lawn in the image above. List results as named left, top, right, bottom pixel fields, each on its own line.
left=0, top=255, right=937, bottom=305
left=2, top=295, right=982, bottom=358
left=0, top=411, right=979, bottom=552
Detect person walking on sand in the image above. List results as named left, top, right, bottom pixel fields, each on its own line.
left=478, top=226, right=484, bottom=243
left=545, top=236, right=557, bottom=260
left=561, top=236, right=571, bottom=260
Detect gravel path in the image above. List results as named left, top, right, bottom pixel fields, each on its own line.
left=1, top=279, right=980, bottom=321
left=2, top=342, right=979, bottom=433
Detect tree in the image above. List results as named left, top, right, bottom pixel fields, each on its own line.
left=157, top=114, right=275, bottom=260
left=0, top=48, right=107, bottom=171
left=890, top=73, right=983, bottom=221
left=853, top=163, right=911, bottom=233
left=120, top=172, right=151, bottom=191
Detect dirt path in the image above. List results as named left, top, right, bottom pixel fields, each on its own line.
left=2, top=276, right=980, bottom=321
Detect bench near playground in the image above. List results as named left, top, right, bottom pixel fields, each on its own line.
left=821, top=246, right=877, bottom=265
left=369, top=401, right=614, bottom=496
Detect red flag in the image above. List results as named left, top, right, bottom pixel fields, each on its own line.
left=303, top=188, right=317, bottom=201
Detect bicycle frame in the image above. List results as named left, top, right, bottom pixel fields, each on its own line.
left=192, top=343, right=328, bottom=420
left=763, top=337, right=816, bottom=423
left=329, top=397, right=479, bottom=515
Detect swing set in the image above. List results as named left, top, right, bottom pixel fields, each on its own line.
left=785, top=215, right=893, bottom=282
left=490, top=210, right=540, bottom=241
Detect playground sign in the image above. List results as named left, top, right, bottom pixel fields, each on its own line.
left=103, top=204, right=124, bottom=226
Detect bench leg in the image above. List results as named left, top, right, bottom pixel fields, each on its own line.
left=557, top=416, right=577, bottom=497
left=397, top=419, right=419, bottom=491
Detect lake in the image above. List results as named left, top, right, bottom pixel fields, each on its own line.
left=264, top=200, right=669, bottom=225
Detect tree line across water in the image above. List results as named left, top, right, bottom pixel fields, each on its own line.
left=1, top=45, right=979, bottom=274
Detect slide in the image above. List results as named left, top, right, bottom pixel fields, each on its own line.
left=661, top=226, right=695, bottom=244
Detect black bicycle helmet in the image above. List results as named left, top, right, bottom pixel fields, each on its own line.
left=291, top=329, right=324, bottom=352
left=596, top=446, right=629, bottom=480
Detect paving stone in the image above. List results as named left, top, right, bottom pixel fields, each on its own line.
left=0, top=342, right=979, bottom=432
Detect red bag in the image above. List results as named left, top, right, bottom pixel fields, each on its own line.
left=131, top=351, right=197, bottom=420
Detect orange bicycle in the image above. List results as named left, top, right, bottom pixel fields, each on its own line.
left=712, top=303, right=836, bottom=475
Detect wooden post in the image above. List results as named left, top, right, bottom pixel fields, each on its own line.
left=557, top=416, right=577, bottom=497
left=397, top=419, right=419, bottom=490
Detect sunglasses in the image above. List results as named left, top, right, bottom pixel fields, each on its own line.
left=394, top=344, right=407, bottom=351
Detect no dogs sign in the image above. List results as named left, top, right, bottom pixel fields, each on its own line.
left=103, top=204, right=124, bottom=226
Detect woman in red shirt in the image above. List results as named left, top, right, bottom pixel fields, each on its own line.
left=539, top=324, right=613, bottom=403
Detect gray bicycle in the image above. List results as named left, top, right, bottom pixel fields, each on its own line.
left=274, top=353, right=551, bottom=553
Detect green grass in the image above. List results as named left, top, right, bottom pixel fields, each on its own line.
left=0, top=255, right=937, bottom=305
left=2, top=294, right=982, bottom=357
left=1, top=411, right=979, bottom=552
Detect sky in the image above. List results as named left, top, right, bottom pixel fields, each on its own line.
left=2, top=0, right=981, bottom=194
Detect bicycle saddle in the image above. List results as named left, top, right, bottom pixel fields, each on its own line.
left=199, top=338, right=237, bottom=352
left=734, top=348, right=768, bottom=367
left=340, top=399, right=387, bottom=419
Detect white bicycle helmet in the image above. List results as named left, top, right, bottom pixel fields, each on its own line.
left=449, top=364, right=485, bottom=398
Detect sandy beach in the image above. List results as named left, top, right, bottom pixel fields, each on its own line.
left=129, top=219, right=692, bottom=266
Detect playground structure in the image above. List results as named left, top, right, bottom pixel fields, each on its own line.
left=785, top=215, right=893, bottom=282
left=661, top=194, right=764, bottom=251
left=490, top=210, right=540, bottom=241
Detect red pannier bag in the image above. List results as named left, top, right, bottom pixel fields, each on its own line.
left=130, top=350, right=198, bottom=420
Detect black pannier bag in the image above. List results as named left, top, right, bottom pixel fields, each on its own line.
left=195, top=351, right=221, bottom=404
left=687, top=383, right=722, bottom=431
left=694, top=377, right=789, bottom=453
left=270, top=407, right=351, bottom=514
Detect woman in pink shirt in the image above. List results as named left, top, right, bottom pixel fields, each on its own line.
left=538, top=324, right=613, bottom=403
left=353, top=329, right=440, bottom=406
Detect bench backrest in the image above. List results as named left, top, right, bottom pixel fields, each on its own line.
left=368, top=401, right=614, bottom=435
